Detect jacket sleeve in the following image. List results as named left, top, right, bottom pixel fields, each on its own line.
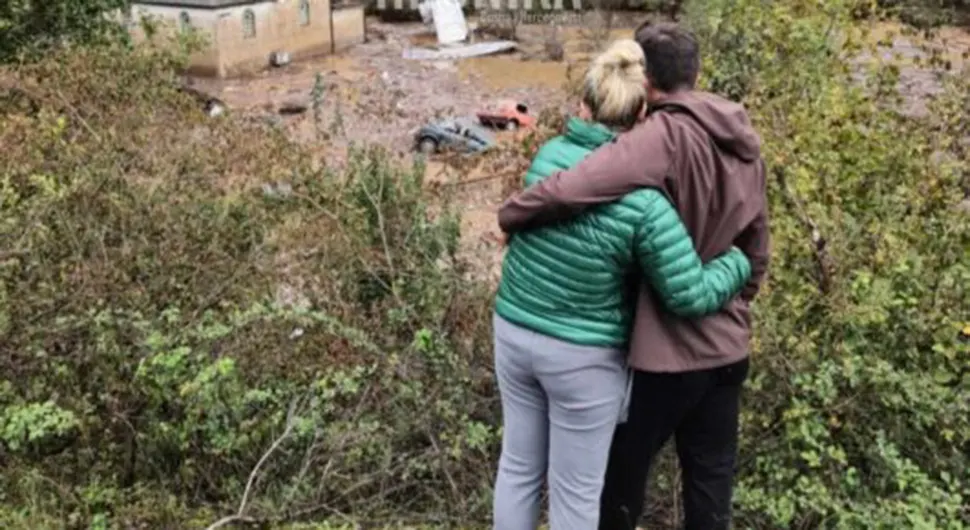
left=634, top=191, right=752, bottom=318
left=733, top=160, right=771, bottom=301
left=498, top=116, right=674, bottom=234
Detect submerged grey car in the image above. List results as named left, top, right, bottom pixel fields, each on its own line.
left=413, top=117, right=496, bottom=154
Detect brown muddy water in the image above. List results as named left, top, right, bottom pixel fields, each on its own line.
left=191, top=18, right=969, bottom=279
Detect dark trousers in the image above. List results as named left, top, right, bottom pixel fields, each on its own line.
left=598, top=357, right=750, bottom=530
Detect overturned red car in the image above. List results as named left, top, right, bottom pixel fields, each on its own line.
left=476, top=100, right=536, bottom=131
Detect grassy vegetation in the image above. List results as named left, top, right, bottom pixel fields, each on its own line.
left=1, top=0, right=969, bottom=528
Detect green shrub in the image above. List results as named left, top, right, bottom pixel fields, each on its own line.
left=1, top=42, right=495, bottom=528
left=875, top=0, right=970, bottom=28
left=682, top=0, right=970, bottom=527
left=0, top=0, right=131, bottom=63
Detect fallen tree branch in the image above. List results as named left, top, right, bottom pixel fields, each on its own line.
left=774, top=165, right=834, bottom=293
left=202, top=450, right=464, bottom=529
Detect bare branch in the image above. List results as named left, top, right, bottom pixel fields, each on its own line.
left=201, top=514, right=259, bottom=530
left=204, top=397, right=302, bottom=530
left=238, top=398, right=300, bottom=514
left=774, top=166, right=834, bottom=293
left=360, top=166, right=397, bottom=281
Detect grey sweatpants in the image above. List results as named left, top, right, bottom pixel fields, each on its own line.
left=492, top=314, right=628, bottom=530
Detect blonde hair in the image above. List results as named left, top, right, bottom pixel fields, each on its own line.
left=582, top=40, right=647, bottom=130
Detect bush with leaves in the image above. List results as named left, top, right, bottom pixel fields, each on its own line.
left=0, top=40, right=496, bottom=528
left=875, top=0, right=970, bottom=28
left=0, top=0, right=131, bottom=63
left=674, top=0, right=970, bottom=527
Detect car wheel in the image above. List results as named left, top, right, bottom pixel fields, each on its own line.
left=505, top=119, right=518, bottom=131
left=418, top=137, right=438, bottom=154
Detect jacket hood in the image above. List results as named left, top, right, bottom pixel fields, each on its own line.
left=563, top=116, right=616, bottom=150
left=649, top=91, right=762, bottom=162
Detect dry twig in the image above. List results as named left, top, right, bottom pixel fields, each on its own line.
left=774, top=166, right=833, bottom=293
left=204, top=398, right=302, bottom=530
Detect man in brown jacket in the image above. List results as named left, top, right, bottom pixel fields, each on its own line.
left=497, top=22, right=770, bottom=530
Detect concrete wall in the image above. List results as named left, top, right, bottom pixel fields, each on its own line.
left=332, top=5, right=366, bottom=51
left=130, top=0, right=365, bottom=77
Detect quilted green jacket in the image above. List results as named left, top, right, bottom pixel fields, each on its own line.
left=495, top=117, right=752, bottom=347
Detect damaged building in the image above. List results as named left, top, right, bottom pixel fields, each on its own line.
left=128, top=0, right=366, bottom=77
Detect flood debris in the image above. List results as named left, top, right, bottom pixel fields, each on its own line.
left=270, top=51, right=292, bottom=68
left=431, top=60, right=456, bottom=70
left=418, top=0, right=469, bottom=44
left=403, top=41, right=518, bottom=60
left=204, top=99, right=226, bottom=117
left=544, top=25, right=565, bottom=61
left=262, top=181, right=294, bottom=199
left=406, top=0, right=517, bottom=60
left=177, top=78, right=226, bottom=117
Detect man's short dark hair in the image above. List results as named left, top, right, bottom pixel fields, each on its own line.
left=634, top=21, right=700, bottom=92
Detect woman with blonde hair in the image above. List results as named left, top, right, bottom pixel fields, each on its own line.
left=491, top=40, right=753, bottom=530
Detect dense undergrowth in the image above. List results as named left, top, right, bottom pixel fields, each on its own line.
left=1, top=39, right=495, bottom=529
left=2, top=0, right=969, bottom=528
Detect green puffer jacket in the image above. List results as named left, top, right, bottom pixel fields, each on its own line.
left=495, top=117, right=752, bottom=347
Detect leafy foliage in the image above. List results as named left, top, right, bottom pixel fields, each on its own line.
left=683, top=0, right=970, bottom=526
left=0, top=0, right=130, bottom=63
left=1, top=41, right=494, bottom=528
left=876, top=0, right=970, bottom=28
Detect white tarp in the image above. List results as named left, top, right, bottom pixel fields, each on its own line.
left=402, top=41, right=517, bottom=60
left=418, top=2, right=433, bottom=24
left=408, top=0, right=515, bottom=60
left=421, top=0, right=468, bottom=45
left=418, top=2, right=434, bottom=24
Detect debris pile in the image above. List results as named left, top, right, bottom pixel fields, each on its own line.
left=405, top=0, right=517, bottom=60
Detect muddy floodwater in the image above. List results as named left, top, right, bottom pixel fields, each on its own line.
left=189, top=17, right=969, bottom=281
left=199, top=18, right=968, bottom=155
left=198, top=20, right=639, bottom=153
